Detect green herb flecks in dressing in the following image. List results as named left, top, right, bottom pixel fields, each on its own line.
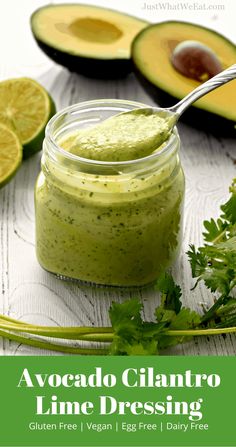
left=68, top=109, right=175, bottom=161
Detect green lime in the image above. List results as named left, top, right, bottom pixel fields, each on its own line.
left=0, top=77, right=56, bottom=159
left=0, top=124, right=22, bottom=188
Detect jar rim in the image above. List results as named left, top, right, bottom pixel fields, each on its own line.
left=45, top=99, right=179, bottom=167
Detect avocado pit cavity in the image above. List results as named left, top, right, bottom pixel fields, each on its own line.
left=68, top=18, right=123, bottom=43
left=171, top=40, right=223, bottom=81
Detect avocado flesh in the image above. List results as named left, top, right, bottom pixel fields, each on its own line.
left=132, top=22, right=236, bottom=134
left=31, top=4, right=147, bottom=78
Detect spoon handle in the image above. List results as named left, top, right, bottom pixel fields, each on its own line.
left=169, top=64, right=236, bottom=116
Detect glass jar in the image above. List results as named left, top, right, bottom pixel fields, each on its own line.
left=35, top=99, right=185, bottom=287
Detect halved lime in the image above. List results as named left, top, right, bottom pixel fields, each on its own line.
left=0, top=78, right=56, bottom=158
left=0, top=124, right=22, bottom=188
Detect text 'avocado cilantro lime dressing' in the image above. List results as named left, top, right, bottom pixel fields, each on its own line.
left=35, top=100, right=185, bottom=287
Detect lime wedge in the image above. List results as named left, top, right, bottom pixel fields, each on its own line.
left=0, top=124, right=22, bottom=188
left=0, top=77, right=56, bottom=158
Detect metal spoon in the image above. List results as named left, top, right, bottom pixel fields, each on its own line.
left=139, top=63, right=236, bottom=133
left=71, top=65, right=236, bottom=162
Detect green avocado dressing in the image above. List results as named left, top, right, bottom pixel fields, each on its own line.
left=68, top=109, right=175, bottom=161
left=35, top=108, right=184, bottom=287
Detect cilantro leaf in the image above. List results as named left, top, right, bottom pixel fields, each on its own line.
left=187, top=245, right=208, bottom=280
left=169, top=308, right=201, bottom=330
left=215, top=299, right=236, bottom=328
left=108, top=299, right=164, bottom=356
left=155, top=274, right=200, bottom=349
left=156, top=305, right=200, bottom=350
left=188, top=240, right=236, bottom=296
left=203, top=218, right=227, bottom=243
left=221, top=179, right=236, bottom=224
left=155, top=273, right=182, bottom=315
left=110, top=337, right=159, bottom=356
left=109, top=299, right=142, bottom=334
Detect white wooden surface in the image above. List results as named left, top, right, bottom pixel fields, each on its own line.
left=0, top=0, right=236, bottom=355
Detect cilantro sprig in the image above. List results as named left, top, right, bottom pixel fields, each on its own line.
left=187, top=178, right=236, bottom=325
left=0, top=179, right=236, bottom=355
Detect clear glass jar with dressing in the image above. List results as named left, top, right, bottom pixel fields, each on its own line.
left=35, top=99, right=185, bottom=287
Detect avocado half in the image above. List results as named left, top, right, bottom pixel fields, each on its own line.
left=31, top=4, right=147, bottom=79
left=132, top=22, right=236, bottom=136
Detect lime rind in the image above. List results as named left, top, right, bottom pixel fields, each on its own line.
left=23, top=96, right=56, bottom=159
left=0, top=124, right=22, bottom=188
left=0, top=77, right=56, bottom=158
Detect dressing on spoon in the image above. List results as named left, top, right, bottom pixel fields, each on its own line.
left=67, top=109, right=175, bottom=162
